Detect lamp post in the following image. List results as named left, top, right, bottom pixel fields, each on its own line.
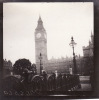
left=39, top=53, right=43, bottom=75
left=69, top=36, right=77, bottom=74
left=69, top=61, right=73, bottom=75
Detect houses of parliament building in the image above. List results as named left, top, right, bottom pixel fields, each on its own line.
left=34, top=16, right=94, bottom=74
left=34, top=16, right=81, bottom=74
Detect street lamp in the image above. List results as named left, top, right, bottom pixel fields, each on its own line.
left=69, top=36, right=77, bottom=74
left=39, top=53, right=43, bottom=75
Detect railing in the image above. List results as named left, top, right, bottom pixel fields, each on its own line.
left=1, top=73, right=81, bottom=96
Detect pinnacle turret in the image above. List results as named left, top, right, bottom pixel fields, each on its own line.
left=38, top=15, right=42, bottom=22
left=36, top=15, right=45, bottom=31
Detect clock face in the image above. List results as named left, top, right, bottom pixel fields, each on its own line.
left=36, top=33, right=41, bottom=38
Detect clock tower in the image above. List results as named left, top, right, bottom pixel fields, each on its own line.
left=35, top=16, right=48, bottom=73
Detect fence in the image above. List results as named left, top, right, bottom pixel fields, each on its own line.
left=1, top=73, right=81, bottom=96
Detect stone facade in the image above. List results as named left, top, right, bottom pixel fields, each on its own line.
left=45, top=57, right=72, bottom=74
left=82, top=33, right=94, bottom=75
left=83, top=32, right=94, bottom=57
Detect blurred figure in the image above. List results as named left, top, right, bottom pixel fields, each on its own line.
left=42, top=70, right=47, bottom=91
left=22, top=68, right=32, bottom=84
left=55, top=70, right=58, bottom=78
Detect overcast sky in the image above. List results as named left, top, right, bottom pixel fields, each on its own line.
left=3, top=2, right=93, bottom=64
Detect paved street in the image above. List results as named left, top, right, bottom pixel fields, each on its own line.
left=76, top=76, right=92, bottom=91
left=76, top=83, right=91, bottom=91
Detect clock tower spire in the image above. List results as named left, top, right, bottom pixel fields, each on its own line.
left=35, top=16, right=48, bottom=73
left=36, top=15, right=45, bottom=31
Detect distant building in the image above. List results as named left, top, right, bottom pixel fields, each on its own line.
left=82, top=33, right=94, bottom=75
left=83, top=32, right=94, bottom=57
left=45, top=57, right=72, bottom=74
left=3, top=59, right=13, bottom=77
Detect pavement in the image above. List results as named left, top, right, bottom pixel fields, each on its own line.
left=76, top=76, right=92, bottom=91
left=76, top=83, right=92, bottom=91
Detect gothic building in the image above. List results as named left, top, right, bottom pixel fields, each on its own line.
left=35, top=16, right=48, bottom=73
left=83, top=32, right=94, bottom=57
left=34, top=16, right=81, bottom=74
left=82, top=32, right=94, bottom=75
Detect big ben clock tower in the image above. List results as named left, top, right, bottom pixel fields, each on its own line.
left=35, top=16, right=48, bottom=73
